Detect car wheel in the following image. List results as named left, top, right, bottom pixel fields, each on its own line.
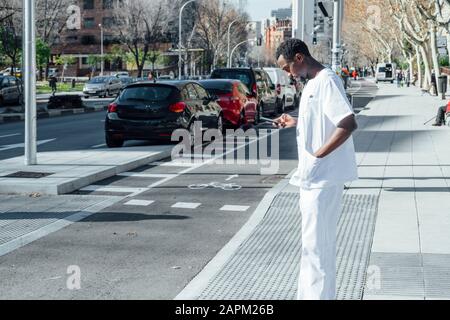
left=255, top=103, right=263, bottom=124
left=217, top=114, right=225, bottom=135
left=237, top=110, right=246, bottom=128
left=188, top=120, right=201, bottom=148
left=105, top=134, right=124, bottom=148
left=278, top=97, right=286, bottom=114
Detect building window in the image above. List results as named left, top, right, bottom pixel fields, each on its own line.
left=83, top=17, right=95, bottom=29
left=81, top=35, right=97, bottom=45
left=66, top=36, right=78, bottom=43
left=83, top=0, right=94, bottom=9
left=103, top=0, right=114, bottom=9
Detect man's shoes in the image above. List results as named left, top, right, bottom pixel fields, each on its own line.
left=432, top=123, right=442, bottom=126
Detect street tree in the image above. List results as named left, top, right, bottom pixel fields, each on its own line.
left=36, top=38, right=51, bottom=80
left=113, top=0, right=171, bottom=77
left=194, top=0, right=249, bottom=71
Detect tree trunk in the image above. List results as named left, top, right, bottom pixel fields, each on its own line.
left=429, top=21, right=441, bottom=93
left=409, top=52, right=414, bottom=82
left=419, top=44, right=431, bottom=89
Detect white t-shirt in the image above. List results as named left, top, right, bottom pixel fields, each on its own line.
left=289, top=68, right=359, bottom=189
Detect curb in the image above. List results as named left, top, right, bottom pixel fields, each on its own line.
left=0, top=105, right=108, bottom=124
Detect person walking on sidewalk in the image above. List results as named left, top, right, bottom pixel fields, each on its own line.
left=273, top=39, right=359, bottom=300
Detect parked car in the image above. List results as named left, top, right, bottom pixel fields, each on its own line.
left=210, top=68, right=278, bottom=123
left=0, top=75, right=22, bottom=106
left=83, top=76, right=122, bottom=98
left=375, top=63, right=396, bottom=83
left=157, top=75, right=174, bottom=80
left=113, top=71, right=130, bottom=78
left=0, top=67, right=21, bottom=77
left=263, top=67, right=297, bottom=112
left=119, top=77, right=136, bottom=88
left=198, top=79, right=257, bottom=129
left=105, top=81, right=223, bottom=148
left=48, top=67, right=59, bottom=78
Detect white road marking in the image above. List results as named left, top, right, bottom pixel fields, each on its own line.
left=226, top=174, right=239, bottom=181
left=118, top=172, right=176, bottom=179
left=0, top=138, right=56, bottom=152
left=172, top=202, right=201, bottom=209
left=0, top=133, right=21, bottom=139
left=124, top=200, right=155, bottom=206
left=220, top=205, right=250, bottom=212
left=91, top=143, right=106, bottom=149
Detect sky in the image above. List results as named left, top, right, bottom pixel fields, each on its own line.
left=245, top=0, right=292, bottom=22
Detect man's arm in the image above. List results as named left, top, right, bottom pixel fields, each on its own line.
left=314, top=114, right=357, bottom=158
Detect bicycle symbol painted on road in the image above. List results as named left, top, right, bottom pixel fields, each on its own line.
left=188, top=182, right=242, bottom=191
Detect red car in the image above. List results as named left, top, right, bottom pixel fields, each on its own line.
left=199, top=79, right=257, bottom=129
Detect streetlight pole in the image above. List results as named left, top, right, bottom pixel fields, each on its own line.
left=179, top=0, right=196, bottom=80
left=331, top=0, right=342, bottom=72
left=230, top=39, right=255, bottom=68
left=227, top=19, right=239, bottom=68
left=23, top=0, right=37, bottom=165
left=99, top=23, right=104, bottom=76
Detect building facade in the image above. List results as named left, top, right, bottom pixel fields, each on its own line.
left=265, top=18, right=292, bottom=61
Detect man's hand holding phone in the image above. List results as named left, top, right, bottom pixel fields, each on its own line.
left=273, top=114, right=297, bottom=129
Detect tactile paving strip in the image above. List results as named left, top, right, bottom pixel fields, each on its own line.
left=197, top=193, right=379, bottom=300
left=0, top=196, right=112, bottom=246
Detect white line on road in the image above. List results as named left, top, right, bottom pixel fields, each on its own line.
left=0, top=138, right=56, bottom=152
left=124, top=200, right=155, bottom=206
left=220, top=205, right=250, bottom=212
left=0, top=133, right=21, bottom=139
left=226, top=174, right=239, bottom=181
left=172, top=202, right=201, bottom=209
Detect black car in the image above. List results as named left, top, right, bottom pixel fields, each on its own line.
left=210, top=68, right=278, bottom=123
left=105, top=81, right=223, bottom=148
left=0, top=75, right=22, bottom=106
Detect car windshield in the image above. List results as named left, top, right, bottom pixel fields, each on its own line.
left=120, top=86, right=174, bottom=102
left=212, top=71, right=251, bottom=88
left=378, top=67, right=386, bottom=72
left=200, top=82, right=233, bottom=95
left=88, top=77, right=109, bottom=84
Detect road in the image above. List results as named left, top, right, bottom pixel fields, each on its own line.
left=0, top=78, right=376, bottom=299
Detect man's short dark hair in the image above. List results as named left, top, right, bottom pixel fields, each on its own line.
left=276, top=38, right=311, bottom=61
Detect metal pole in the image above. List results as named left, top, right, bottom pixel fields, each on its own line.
left=331, top=0, right=341, bottom=72
left=227, top=19, right=238, bottom=68
left=24, top=0, right=37, bottom=165
left=301, top=0, right=305, bottom=41
left=179, top=0, right=196, bottom=80
left=230, top=39, right=253, bottom=68
left=99, top=24, right=104, bottom=76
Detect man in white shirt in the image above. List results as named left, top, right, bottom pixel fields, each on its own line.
left=274, top=39, right=359, bottom=300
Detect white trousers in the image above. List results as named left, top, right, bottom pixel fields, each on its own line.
left=296, top=184, right=344, bottom=300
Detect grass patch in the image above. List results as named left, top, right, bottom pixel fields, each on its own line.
left=36, top=82, right=85, bottom=94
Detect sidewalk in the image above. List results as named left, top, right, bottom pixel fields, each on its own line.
left=0, top=145, right=173, bottom=195
left=176, top=82, right=450, bottom=300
